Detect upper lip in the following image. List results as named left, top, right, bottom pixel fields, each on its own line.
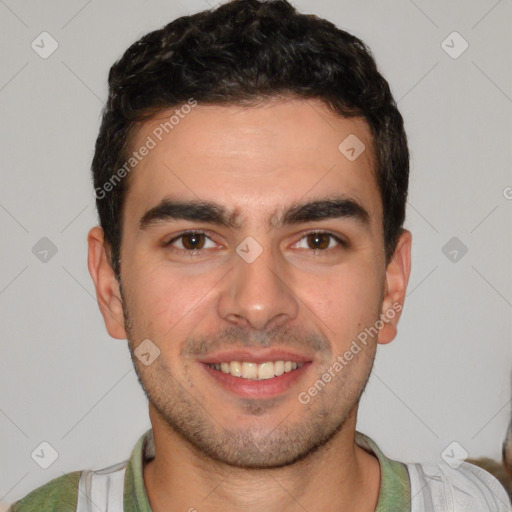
left=198, top=349, right=314, bottom=365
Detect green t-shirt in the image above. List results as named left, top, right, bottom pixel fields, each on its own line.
left=8, top=429, right=411, bottom=511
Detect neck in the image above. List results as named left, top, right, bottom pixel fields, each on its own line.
left=143, top=406, right=381, bottom=512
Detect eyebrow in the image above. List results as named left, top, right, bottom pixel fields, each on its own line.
left=138, top=195, right=371, bottom=232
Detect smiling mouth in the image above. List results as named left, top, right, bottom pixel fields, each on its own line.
left=206, top=360, right=305, bottom=380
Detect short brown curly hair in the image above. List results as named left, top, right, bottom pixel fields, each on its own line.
left=91, top=0, right=409, bottom=280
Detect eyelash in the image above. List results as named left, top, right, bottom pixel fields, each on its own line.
left=163, top=230, right=348, bottom=254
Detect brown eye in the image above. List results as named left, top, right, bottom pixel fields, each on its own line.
left=294, top=232, right=346, bottom=251
left=306, top=233, right=331, bottom=250
left=166, top=232, right=216, bottom=251
left=181, top=233, right=205, bottom=250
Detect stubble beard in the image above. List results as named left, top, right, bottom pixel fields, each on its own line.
left=119, top=282, right=378, bottom=469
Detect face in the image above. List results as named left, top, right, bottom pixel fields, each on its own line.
left=89, top=97, right=411, bottom=469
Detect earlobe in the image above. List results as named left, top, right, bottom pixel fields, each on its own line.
left=377, top=229, right=412, bottom=345
left=87, top=226, right=127, bottom=340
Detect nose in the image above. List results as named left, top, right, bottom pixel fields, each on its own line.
left=216, top=239, right=299, bottom=331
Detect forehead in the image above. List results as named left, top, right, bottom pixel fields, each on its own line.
left=122, top=98, right=381, bottom=227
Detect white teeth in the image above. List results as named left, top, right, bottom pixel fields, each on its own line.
left=274, top=360, right=285, bottom=376
left=258, top=362, right=275, bottom=380
left=207, top=360, right=305, bottom=380
left=229, top=361, right=242, bottom=377
left=241, top=362, right=258, bottom=379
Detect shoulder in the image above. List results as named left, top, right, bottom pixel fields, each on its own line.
left=406, top=460, right=512, bottom=511
left=7, top=471, right=81, bottom=512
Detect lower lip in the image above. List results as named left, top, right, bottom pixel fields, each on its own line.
left=201, top=362, right=312, bottom=399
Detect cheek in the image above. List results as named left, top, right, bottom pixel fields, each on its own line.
left=125, top=261, right=215, bottom=337
left=298, top=261, right=382, bottom=336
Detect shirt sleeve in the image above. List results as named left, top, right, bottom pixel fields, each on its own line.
left=7, top=471, right=81, bottom=512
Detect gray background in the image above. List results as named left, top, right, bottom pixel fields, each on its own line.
left=1, top=0, right=511, bottom=505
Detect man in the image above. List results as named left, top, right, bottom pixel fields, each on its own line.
left=8, top=0, right=511, bottom=511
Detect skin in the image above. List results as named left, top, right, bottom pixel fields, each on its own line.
left=88, top=96, right=412, bottom=512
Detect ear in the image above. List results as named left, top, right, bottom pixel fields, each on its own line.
left=87, top=226, right=127, bottom=339
left=378, top=229, right=412, bottom=345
